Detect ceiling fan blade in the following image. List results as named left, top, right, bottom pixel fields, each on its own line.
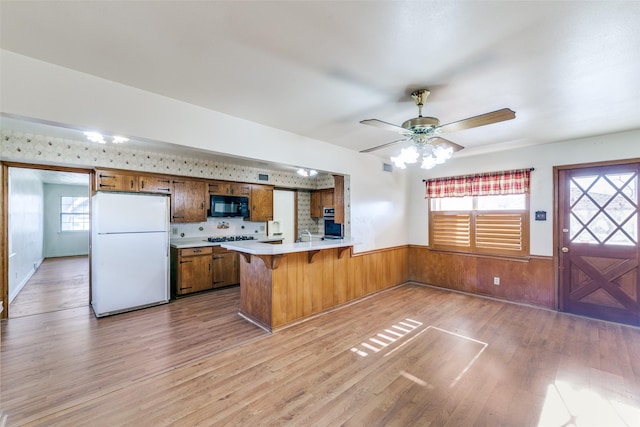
left=360, top=119, right=410, bottom=134
left=429, top=137, right=464, bottom=152
left=359, top=138, right=409, bottom=153
left=437, top=108, right=515, bottom=133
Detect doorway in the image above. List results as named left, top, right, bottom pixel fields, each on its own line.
left=5, top=164, right=91, bottom=318
left=272, top=189, right=297, bottom=244
left=558, top=161, right=640, bottom=326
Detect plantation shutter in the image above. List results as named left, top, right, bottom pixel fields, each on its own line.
left=427, top=169, right=531, bottom=256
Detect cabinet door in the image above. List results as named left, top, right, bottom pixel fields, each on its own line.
left=96, top=170, right=138, bottom=192
left=208, top=181, right=231, bottom=195
left=139, top=176, right=172, bottom=194
left=332, top=175, right=345, bottom=224
left=231, top=183, right=251, bottom=196
left=322, top=190, right=334, bottom=210
left=212, top=250, right=239, bottom=288
left=310, top=189, right=333, bottom=218
left=249, top=185, right=274, bottom=222
left=177, top=253, right=213, bottom=295
left=171, top=179, right=207, bottom=223
left=310, top=191, right=323, bottom=218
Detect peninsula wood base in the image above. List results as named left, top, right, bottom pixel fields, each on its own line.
left=238, top=246, right=408, bottom=331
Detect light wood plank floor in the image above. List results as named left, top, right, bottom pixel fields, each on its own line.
left=8, top=256, right=89, bottom=318
left=2, top=283, right=639, bottom=426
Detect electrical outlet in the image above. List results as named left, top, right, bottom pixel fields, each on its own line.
left=493, top=277, right=500, bottom=285
left=172, top=227, right=178, bottom=235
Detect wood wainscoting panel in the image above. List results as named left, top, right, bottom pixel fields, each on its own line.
left=250, top=246, right=409, bottom=330
left=409, top=246, right=554, bottom=309
left=239, top=254, right=274, bottom=329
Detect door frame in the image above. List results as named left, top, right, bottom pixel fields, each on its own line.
left=553, top=157, right=640, bottom=312
left=0, top=161, right=94, bottom=318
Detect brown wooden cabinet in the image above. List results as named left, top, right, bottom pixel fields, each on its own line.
left=139, top=175, right=172, bottom=194
left=231, top=183, right=252, bottom=197
left=95, top=169, right=172, bottom=195
left=95, top=170, right=139, bottom=192
left=332, top=175, right=345, bottom=224
left=209, top=180, right=252, bottom=197
left=212, top=247, right=239, bottom=288
left=310, top=189, right=334, bottom=218
left=208, top=180, right=231, bottom=195
left=171, top=247, right=214, bottom=296
left=249, top=184, right=274, bottom=222
left=171, top=179, right=207, bottom=223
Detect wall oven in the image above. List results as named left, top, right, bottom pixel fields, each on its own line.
left=323, top=207, right=343, bottom=239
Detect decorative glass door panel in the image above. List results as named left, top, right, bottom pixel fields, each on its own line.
left=559, top=163, right=640, bottom=326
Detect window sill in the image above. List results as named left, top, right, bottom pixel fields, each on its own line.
left=425, top=247, right=532, bottom=263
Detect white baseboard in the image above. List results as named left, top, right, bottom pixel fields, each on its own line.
left=9, top=257, right=44, bottom=303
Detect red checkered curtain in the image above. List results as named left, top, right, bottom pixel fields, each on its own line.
left=425, top=168, right=531, bottom=198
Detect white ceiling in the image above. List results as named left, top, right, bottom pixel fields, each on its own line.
left=1, top=1, right=639, bottom=160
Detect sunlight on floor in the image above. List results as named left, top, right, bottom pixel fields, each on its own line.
left=350, top=320, right=489, bottom=391
left=538, top=380, right=640, bottom=427
left=350, top=318, right=423, bottom=357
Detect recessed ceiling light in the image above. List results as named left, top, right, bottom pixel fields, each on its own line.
left=84, top=131, right=105, bottom=144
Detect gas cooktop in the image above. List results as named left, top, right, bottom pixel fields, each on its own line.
left=207, top=235, right=256, bottom=243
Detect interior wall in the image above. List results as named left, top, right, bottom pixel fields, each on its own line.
left=8, top=168, right=44, bottom=302
left=0, top=50, right=409, bottom=253
left=408, top=129, right=640, bottom=256
left=43, top=183, right=90, bottom=258
left=272, top=189, right=296, bottom=244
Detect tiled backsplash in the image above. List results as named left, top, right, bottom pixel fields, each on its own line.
left=171, top=217, right=266, bottom=240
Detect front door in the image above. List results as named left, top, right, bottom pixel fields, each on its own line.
left=558, top=162, right=640, bottom=326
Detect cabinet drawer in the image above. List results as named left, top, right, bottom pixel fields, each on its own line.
left=180, top=247, right=213, bottom=257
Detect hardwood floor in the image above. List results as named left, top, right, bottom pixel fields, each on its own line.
left=1, top=283, right=639, bottom=426
left=8, top=256, right=89, bottom=318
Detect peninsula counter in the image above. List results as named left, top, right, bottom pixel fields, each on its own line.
left=222, top=239, right=357, bottom=331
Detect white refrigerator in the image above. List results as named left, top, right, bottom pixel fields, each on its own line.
left=91, top=192, right=170, bottom=317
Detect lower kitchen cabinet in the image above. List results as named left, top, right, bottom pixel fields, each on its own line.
left=212, top=247, right=239, bottom=288
left=171, top=246, right=240, bottom=296
left=171, top=247, right=213, bottom=296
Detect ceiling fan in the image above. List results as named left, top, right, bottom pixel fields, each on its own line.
left=359, top=89, right=515, bottom=169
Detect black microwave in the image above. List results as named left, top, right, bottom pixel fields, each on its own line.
left=210, top=195, right=249, bottom=218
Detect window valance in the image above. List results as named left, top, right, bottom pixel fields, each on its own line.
left=425, top=168, right=532, bottom=198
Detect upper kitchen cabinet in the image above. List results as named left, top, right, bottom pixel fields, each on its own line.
left=95, top=169, right=172, bottom=194
left=249, top=184, right=274, bottom=222
left=95, top=169, right=139, bottom=192
left=171, top=179, right=207, bottom=223
left=310, top=189, right=333, bottom=218
left=139, top=175, right=172, bottom=194
left=231, top=183, right=252, bottom=197
left=208, top=180, right=252, bottom=197
left=332, top=175, right=345, bottom=224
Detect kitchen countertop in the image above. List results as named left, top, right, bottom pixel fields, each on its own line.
left=221, top=237, right=356, bottom=255
left=170, top=236, right=283, bottom=249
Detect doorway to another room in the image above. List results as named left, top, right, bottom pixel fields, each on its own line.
left=6, top=165, right=91, bottom=318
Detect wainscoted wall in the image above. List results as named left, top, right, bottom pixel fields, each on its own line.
left=408, top=246, right=555, bottom=309
left=252, top=245, right=410, bottom=330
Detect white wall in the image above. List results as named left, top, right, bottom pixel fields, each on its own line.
left=409, top=129, right=640, bottom=256
left=43, top=184, right=90, bottom=258
left=0, top=50, right=408, bottom=253
left=8, top=168, right=44, bottom=302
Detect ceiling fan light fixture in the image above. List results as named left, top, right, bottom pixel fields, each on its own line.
left=420, top=155, right=437, bottom=170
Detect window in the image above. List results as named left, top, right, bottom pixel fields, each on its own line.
left=60, top=196, right=89, bottom=231
left=426, top=169, right=531, bottom=257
